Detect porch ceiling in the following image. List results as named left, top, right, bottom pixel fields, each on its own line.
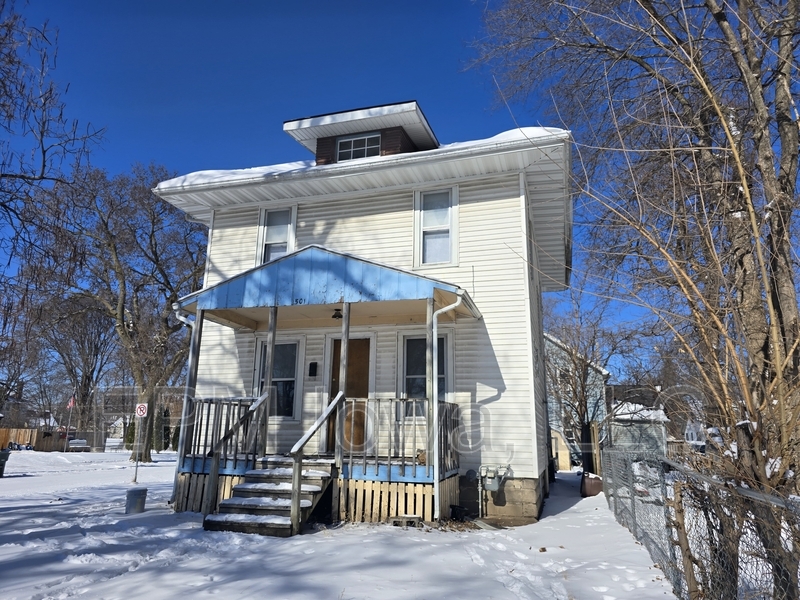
left=175, top=246, right=480, bottom=330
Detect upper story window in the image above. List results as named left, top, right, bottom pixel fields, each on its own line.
left=414, top=187, right=458, bottom=267
left=260, top=207, right=296, bottom=264
left=337, top=133, right=380, bottom=162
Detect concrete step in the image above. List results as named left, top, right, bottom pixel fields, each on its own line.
left=256, top=455, right=335, bottom=474
left=233, top=481, right=321, bottom=500
left=244, top=467, right=330, bottom=488
left=218, top=496, right=312, bottom=517
left=203, top=456, right=334, bottom=537
left=204, top=513, right=292, bottom=537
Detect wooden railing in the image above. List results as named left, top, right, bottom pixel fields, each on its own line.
left=438, top=402, right=460, bottom=477
left=289, top=391, right=345, bottom=535
left=337, top=398, right=460, bottom=481
left=176, top=392, right=270, bottom=516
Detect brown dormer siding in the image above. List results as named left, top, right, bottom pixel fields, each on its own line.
left=314, top=126, right=420, bottom=165
left=315, top=137, right=336, bottom=165
left=381, top=127, right=418, bottom=156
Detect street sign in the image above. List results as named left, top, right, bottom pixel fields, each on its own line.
left=135, top=403, right=148, bottom=418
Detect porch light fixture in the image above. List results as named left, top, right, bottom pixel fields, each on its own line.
left=332, top=308, right=343, bottom=320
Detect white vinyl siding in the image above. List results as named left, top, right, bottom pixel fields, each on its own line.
left=198, top=172, right=550, bottom=476
left=203, top=206, right=260, bottom=286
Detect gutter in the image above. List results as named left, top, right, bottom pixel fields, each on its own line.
left=154, top=133, right=571, bottom=198
left=432, top=290, right=464, bottom=520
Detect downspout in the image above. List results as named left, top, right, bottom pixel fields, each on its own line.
left=432, top=290, right=463, bottom=520
left=170, top=306, right=198, bottom=504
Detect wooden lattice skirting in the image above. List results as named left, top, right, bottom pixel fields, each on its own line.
left=337, top=475, right=460, bottom=523
left=174, top=472, right=244, bottom=513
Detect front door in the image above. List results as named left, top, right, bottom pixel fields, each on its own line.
left=328, top=338, right=370, bottom=452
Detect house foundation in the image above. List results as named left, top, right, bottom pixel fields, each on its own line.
left=459, top=473, right=545, bottom=523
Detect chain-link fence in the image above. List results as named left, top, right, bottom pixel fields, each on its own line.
left=602, top=450, right=800, bottom=600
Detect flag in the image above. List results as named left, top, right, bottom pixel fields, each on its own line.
left=67, top=395, right=75, bottom=409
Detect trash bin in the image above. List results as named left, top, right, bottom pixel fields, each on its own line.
left=580, top=472, right=603, bottom=497
left=125, top=487, right=148, bottom=514
left=0, top=449, right=10, bottom=477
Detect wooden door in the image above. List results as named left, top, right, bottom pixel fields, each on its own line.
left=328, top=338, right=370, bottom=451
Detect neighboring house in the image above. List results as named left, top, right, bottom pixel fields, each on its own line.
left=543, top=333, right=609, bottom=470
left=155, top=101, right=572, bottom=535
left=609, top=402, right=669, bottom=455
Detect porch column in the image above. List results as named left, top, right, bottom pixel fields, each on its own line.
left=426, top=297, right=434, bottom=479
left=335, top=302, right=351, bottom=469
left=180, top=309, right=204, bottom=463
left=261, top=305, right=278, bottom=456
left=172, top=308, right=204, bottom=503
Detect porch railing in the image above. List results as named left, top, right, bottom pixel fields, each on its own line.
left=178, top=393, right=271, bottom=515
left=338, top=398, right=460, bottom=482
left=198, top=392, right=270, bottom=515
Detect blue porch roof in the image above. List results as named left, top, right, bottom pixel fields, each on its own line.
left=176, top=245, right=476, bottom=314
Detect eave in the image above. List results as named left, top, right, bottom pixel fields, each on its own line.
left=156, top=129, right=573, bottom=291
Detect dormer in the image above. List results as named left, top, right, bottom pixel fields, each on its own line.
left=283, top=101, right=439, bottom=166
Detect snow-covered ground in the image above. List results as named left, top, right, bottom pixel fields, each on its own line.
left=0, top=451, right=675, bottom=599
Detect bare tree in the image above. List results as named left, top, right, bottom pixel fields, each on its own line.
left=0, top=279, right=40, bottom=423
left=26, top=164, right=206, bottom=461
left=480, top=1, right=800, bottom=595
left=0, top=1, right=99, bottom=254
left=34, top=296, right=116, bottom=430
left=543, top=278, right=642, bottom=472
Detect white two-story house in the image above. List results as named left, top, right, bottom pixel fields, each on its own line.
left=155, top=101, right=572, bottom=535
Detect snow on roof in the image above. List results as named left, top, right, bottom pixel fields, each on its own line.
left=612, top=402, right=670, bottom=423
left=155, top=127, right=569, bottom=194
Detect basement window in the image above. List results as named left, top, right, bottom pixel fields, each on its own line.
left=337, top=133, right=381, bottom=162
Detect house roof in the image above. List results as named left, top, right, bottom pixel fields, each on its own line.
left=155, top=126, right=573, bottom=291
left=283, top=101, right=439, bottom=153
left=174, top=245, right=481, bottom=320
left=543, top=332, right=611, bottom=378
left=612, top=402, right=670, bottom=423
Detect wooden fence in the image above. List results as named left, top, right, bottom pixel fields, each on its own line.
left=0, top=428, right=39, bottom=448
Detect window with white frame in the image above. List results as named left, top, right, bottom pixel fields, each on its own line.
left=415, top=188, right=457, bottom=266
left=258, top=342, right=299, bottom=418
left=260, top=207, right=294, bottom=264
left=403, top=336, right=447, bottom=416
left=337, top=133, right=380, bottom=162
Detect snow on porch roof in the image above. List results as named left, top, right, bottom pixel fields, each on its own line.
left=175, top=245, right=481, bottom=315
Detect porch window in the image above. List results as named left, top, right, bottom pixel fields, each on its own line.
left=260, top=208, right=295, bottom=264
left=259, top=342, right=298, bottom=417
left=414, top=187, right=458, bottom=267
left=337, top=133, right=380, bottom=162
left=404, top=337, right=446, bottom=416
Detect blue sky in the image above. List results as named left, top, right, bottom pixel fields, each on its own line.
left=21, top=1, right=543, bottom=178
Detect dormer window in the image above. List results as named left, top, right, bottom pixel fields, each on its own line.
left=337, top=133, right=380, bottom=162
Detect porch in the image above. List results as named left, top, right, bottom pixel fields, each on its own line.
left=170, top=246, right=479, bottom=535
left=173, top=394, right=460, bottom=527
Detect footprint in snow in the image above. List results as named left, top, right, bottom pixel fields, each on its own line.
left=465, top=546, right=485, bottom=566
left=513, top=551, right=528, bottom=559
left=492, top=542, right=507, bottom=551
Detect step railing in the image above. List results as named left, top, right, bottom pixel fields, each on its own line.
left=199, top=390, right=271, bottom=516
left=289, top=391, right=345, bottom=535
